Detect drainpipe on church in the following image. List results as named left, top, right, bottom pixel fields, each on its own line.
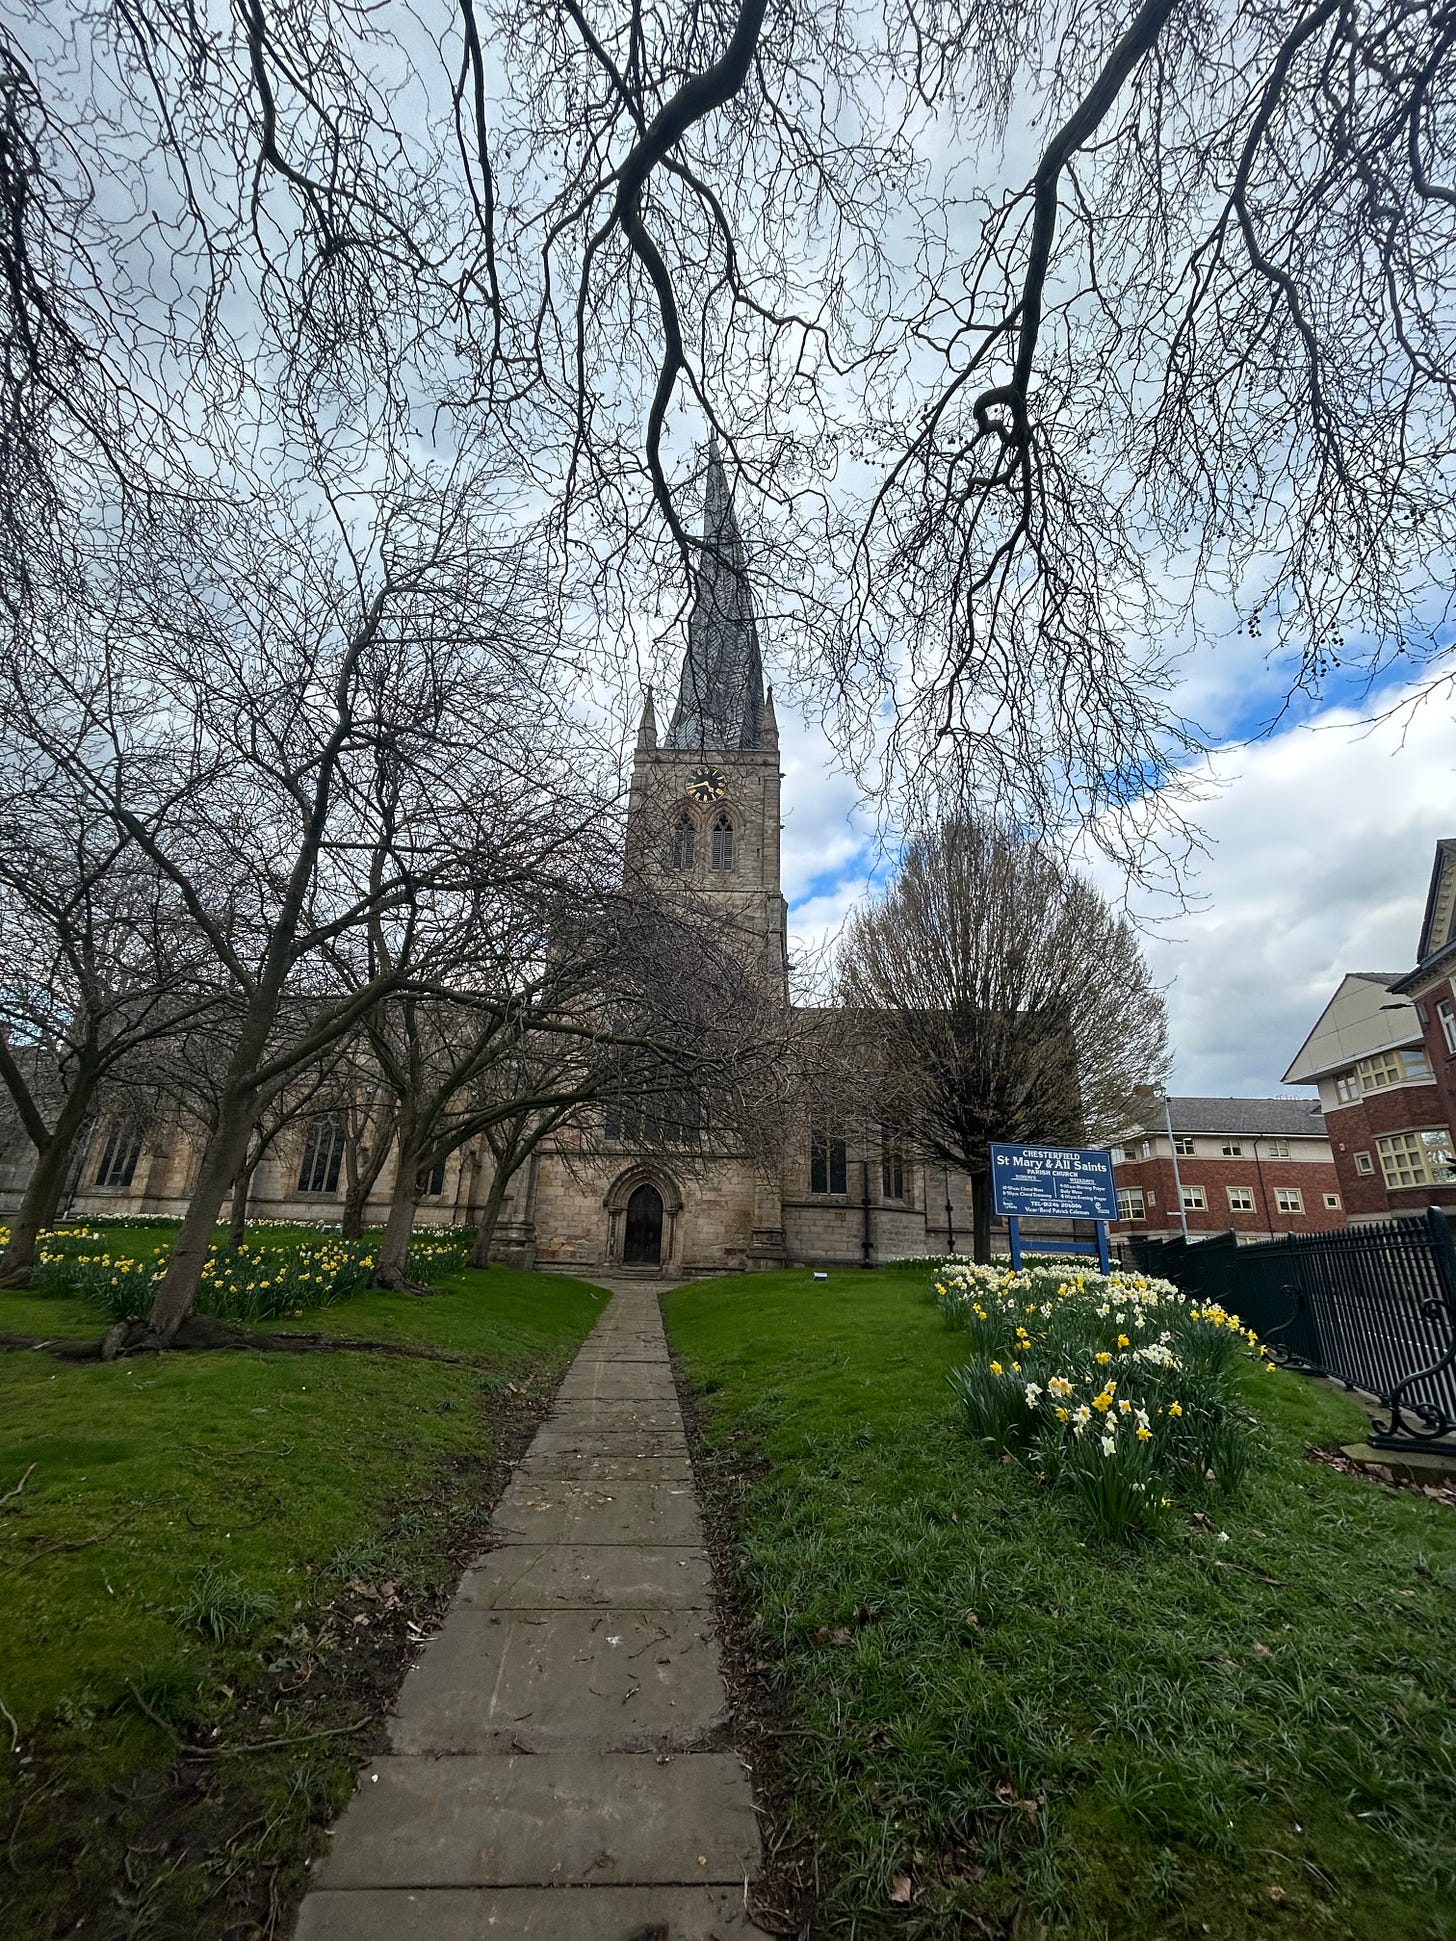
left=861, top=1145, right=873, bottom=1269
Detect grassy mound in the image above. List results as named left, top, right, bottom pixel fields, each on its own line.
left=665, top=1265, right=1456, bottom=1941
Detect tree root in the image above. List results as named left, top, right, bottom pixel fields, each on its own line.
left=0, top=1325, right=500, bottom=1369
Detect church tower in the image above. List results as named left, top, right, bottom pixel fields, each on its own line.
left=627, top=444, right=788, bottom=997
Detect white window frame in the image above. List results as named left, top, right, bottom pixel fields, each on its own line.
left=1377, top=1129, right=1456, bottom=1190
left=1324, top=1193, right=1341, bottom=1209
left=1181, top=1184, right=1207, bottom=1211
left=1334, top=1071, right=1360, bottom=1104
left=1172, top=1135, right=1196, bottom=1156
left=1439, top=997, right=1456, bottom=1056
left=1220, top=1139, right=1244, bottom=1157
left=1358, top=1050, right=1404, bottom=1092
left=1274, top=1187, right=1304, bottom=1214
left=1226, top=1187, right=1254, bottom=1211
left=1401, top=1046, right=1434, bottom=1082
left=1353, top=1151, right=1375, bottom=1176
left=1117, top=1187, right=1146, bottom=1221
left=1265, top=1138, right=1290, bottom=1159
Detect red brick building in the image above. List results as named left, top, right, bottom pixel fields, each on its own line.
left=1392, top=839, right=1456, bottom=1155
left=1283, top=956, right=1456, bottom=1221
left=1110, top=1096, right=1343, bottom=1242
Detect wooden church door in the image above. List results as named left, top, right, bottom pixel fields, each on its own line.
left=623, top=1183, right=664, bottom=1264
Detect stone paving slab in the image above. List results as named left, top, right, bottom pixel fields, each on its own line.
left=386, top=1609, right=726, bottom=1753
left=491, top=1476, right=702, bottom=1546
left=555, top=1363, right=678, bottom=1400
left=514, top=1450, right=695, bottom=1483
left=295, top=1884, right=769, bottom=1937
left=292, top=1282, right=760, bottom=1941
left=529, top=1424, right=688, bottom=1458
left=311, top=1750, right=758, bottom=1887
left=459, top=1542, right=713, bottom=1610
left=547, top=1398, right=684, bottom=1433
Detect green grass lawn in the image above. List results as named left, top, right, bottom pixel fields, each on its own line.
left=0, top=1230, right=604, bottom=1940
left=664, top=1266, right=1456, bottom=1941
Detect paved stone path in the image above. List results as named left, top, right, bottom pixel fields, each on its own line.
left=294, top=1282, right=766, bottom=1938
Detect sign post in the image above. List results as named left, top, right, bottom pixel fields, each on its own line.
left=989, top=1142, right=1119, bottom=1272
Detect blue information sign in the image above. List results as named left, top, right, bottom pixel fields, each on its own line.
left=989, top=1142, right=1118, bottom=1222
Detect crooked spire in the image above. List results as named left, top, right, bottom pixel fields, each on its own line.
left=663, top=440, right=765, bottom=752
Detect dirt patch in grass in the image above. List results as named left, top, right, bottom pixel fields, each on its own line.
left=3, top=1376, right=550, bottom=1941
left=670, top=1352, right=817, bottom=1939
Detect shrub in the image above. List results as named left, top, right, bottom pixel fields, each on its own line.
left=934, top=1257, right=1266, bottom=1538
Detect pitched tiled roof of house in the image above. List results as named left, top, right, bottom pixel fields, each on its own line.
left=1151, top=1095, right=1328, bottom=1139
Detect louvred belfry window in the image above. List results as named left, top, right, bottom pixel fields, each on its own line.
left=670, top=811, right=696, bottom=870
left=710, top=813, right=734, bottom=871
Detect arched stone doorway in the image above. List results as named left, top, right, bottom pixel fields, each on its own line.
left=623, top=1182, right=663, bottom=1264
left=604, top=1167, right=683, bottom=1271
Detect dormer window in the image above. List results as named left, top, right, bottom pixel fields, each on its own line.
left=669, top=810, right=696, bottom=870
left=710, top=811, right=734, bottom=872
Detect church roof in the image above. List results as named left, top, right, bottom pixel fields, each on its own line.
left=663, top=443, right=765, bottom=752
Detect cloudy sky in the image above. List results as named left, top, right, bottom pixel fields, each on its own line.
left=775, top=662, right=1455, bottom=1101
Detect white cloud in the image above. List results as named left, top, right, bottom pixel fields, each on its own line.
left=1100, top=684, right=1456, bottom=1095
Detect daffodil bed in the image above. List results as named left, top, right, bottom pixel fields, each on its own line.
left=936, top=1257, right=1268, bottom=1538
left=664, top=1264, right=1456, bottom=1941
left=22, top=1223, right=474, bottom=1324
left=0, top=1257, right=605, bottom=1939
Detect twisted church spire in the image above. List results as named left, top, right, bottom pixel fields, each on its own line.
left=663, top=441, right=765, bottom=752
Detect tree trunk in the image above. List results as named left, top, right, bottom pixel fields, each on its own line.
left=144, top=1099, right=257, bottom=1342
left=227, top=1151, right=258, bottom=1251
left=0, top=1078, right=97, bottom=1287
left=468, top=1163, right=513, bottom=1269
left=342, top=1107, right=396, bottom=1239
left=370, top=1163, right=423, bottom=1290
left=970, top=1168, right=993, bottom=1265
left=341, top=1178, right=369, bottom=1241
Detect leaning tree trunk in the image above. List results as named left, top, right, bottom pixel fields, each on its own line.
left=142, top=1094, right=258, bottom=1343
left=370, top=1163, right=425, bottom=1291
left=468, top=1164, right=514, bottom=1269
left=0, top=1080, right=96, bottom=1286
left=227, top=1150, right=258, bottom=1251
left=341, top=1130, right=391, bottom=1240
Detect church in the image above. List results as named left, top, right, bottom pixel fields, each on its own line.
left=6, top=453, right=977, bottom=1274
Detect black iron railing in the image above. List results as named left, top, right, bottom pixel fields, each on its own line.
left=1121, top=1208, right=1456, bottom=1451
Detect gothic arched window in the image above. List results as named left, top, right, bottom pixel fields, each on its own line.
left=669, top=810, right=696, bottom=870
left=710, top=812, right=734, bottom=872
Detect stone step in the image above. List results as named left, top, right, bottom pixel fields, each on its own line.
left=310, top=1750, right=758, bottom=1889
left=514, top=1450, right=695, bottom=1484
left=491, top=1476, right=702, bottom=1546
left=387, top=1608, right=728, bottom=1754
left=295, top=1884, right=770, bottom=1939
left=459, top=1542, right=713, bottom=1611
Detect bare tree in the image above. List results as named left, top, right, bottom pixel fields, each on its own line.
left=4, top=473, right=575, bottom=1342
left=835, top=818, right=1170, bottom=1261
left=0, top=749, right=217, bottom=1282
left=8, top=0, right=1456, bottom=875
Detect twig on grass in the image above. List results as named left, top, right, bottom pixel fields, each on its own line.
left=125, top=1679, right=372, bottom=1757
left=0, top=1692, right=18, bottom=1751
left=1210, top=1557, right=1286, bottom=1587
left=0, top=1524, right=116, bottom=1581
left=2, top=1464, right=36, bottom=1505
left=181, top=1719, right=373, bottom=1757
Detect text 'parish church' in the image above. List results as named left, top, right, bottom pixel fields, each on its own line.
left=5, top=450, right=979, bottom=1273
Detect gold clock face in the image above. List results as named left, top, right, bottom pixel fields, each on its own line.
left=685, top=765, right=728, bottom=803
